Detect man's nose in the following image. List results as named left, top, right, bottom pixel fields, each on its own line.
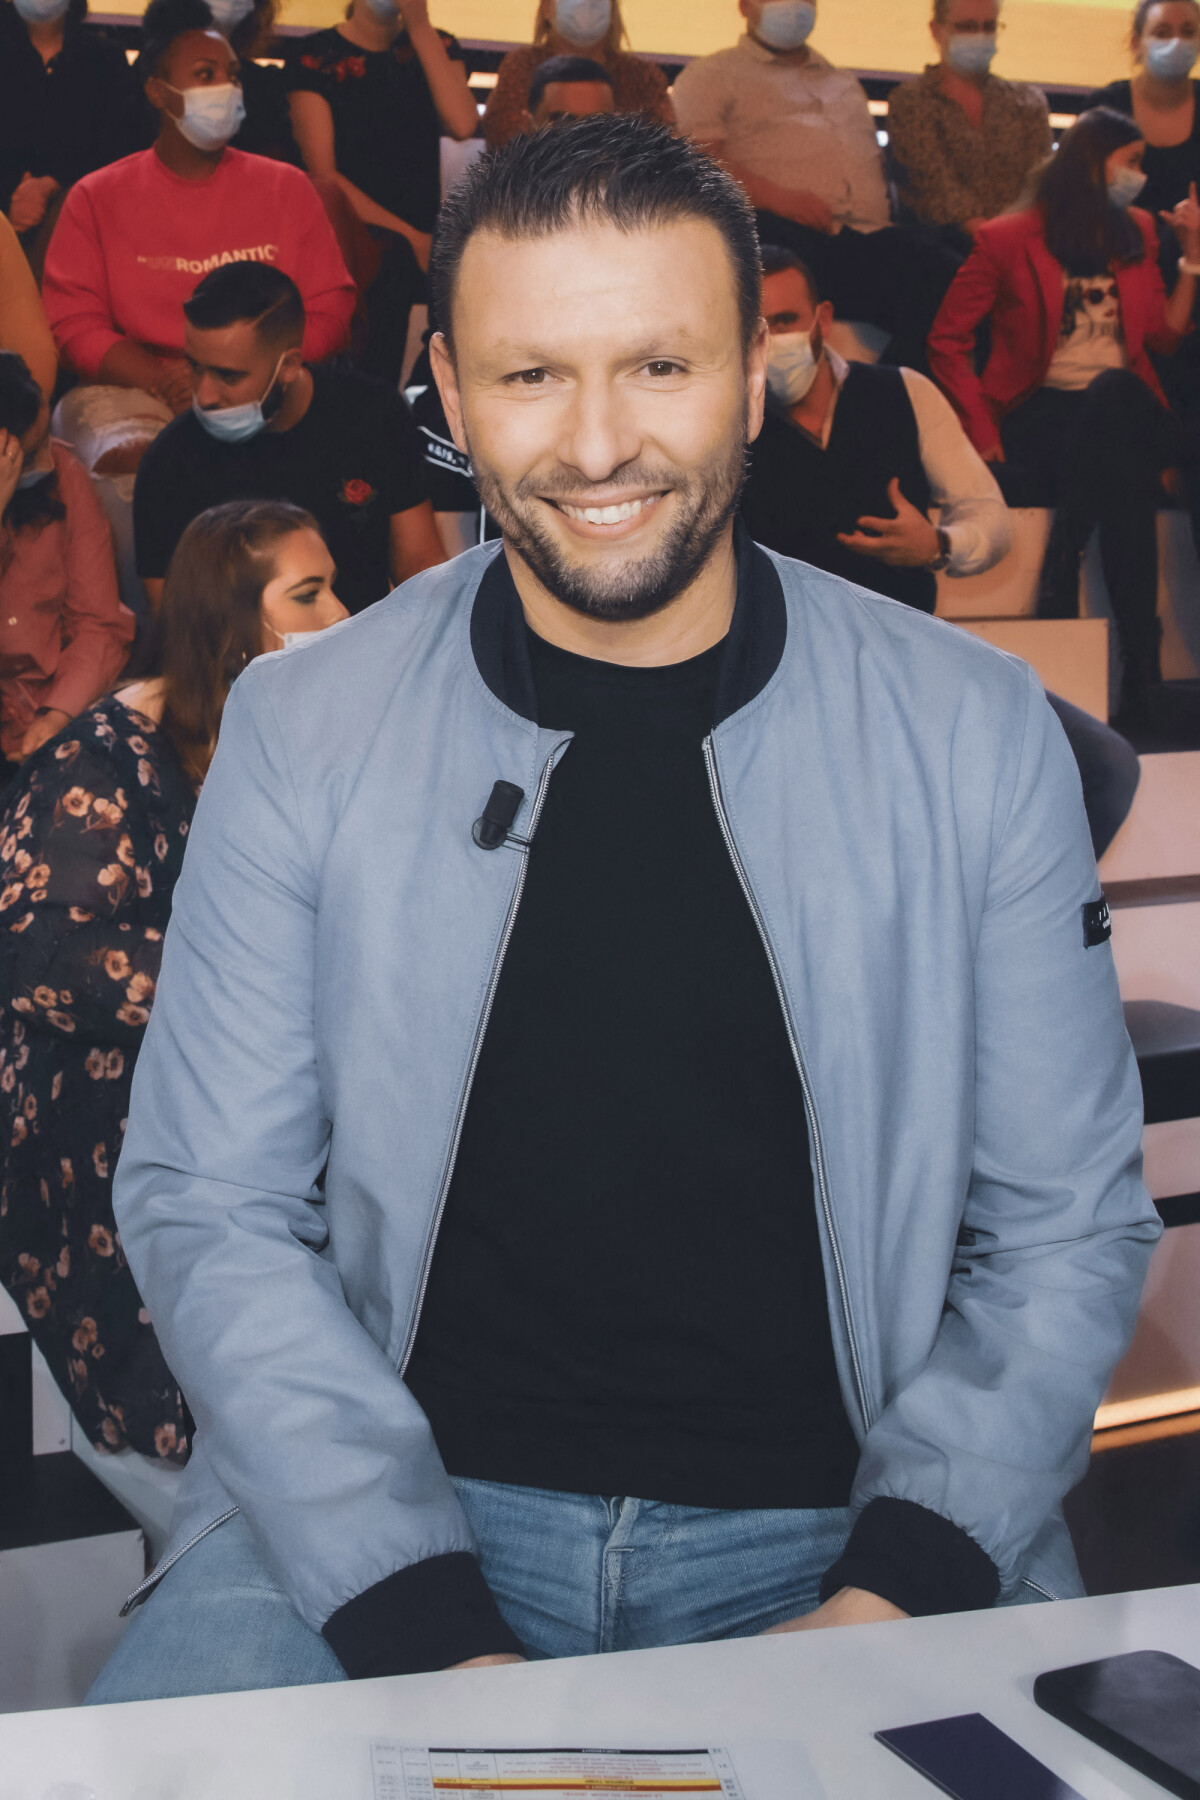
left=556, top=380, right=641, bottom=485
left=194, top=374, right=223, bottom=411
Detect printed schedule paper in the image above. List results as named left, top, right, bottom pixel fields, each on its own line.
left=371, top=1746, right=747, bottom=1800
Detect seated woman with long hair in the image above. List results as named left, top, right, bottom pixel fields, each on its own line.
left=929, top=106, right=1200, bottom=719
left=0, top=500, right=346, bottom=1550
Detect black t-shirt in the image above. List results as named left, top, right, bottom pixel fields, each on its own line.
left=134, top=367, right=429, bottom=616
left=283, top=26, right=465, bottom=234
left=405, top=555, right=859, bottom=1511
left=1089, top=80, right=1200, bottom=220
left=740, top=368, right=937, bottom=614
left=0, top=14, right=141, bottom=214
left=233, top=60, right=302, bottom=166
left=405, top=346, right=480, bottom=514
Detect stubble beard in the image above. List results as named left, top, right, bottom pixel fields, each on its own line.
left=467, top=424, right=750, bottom=623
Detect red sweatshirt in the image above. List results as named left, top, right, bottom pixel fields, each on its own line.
left=42, top=149, right=356, bottom=378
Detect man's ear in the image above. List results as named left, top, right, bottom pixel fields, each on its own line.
left=429, top=331, right=469, bottom=453
left=519, top=108, right=536, bottom=134
left=746, top=317, right=769, bottom=446
left=816, top=298, right=836, bottom=336
left=279, top=345, right=305, bottom=383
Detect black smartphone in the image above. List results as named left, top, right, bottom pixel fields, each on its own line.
left=875, top=1712, right=1087, bottom=1799
left=1034, top=1649, right=1200, bottom=1800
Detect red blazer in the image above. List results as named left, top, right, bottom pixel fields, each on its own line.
left=928, top=207, right=1181, bottom=455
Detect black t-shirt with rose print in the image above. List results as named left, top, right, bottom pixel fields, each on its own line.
left=134, top=366, right=429, bottom=616
left=283, top=25, right=466, bottom=233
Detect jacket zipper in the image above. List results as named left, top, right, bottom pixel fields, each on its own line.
left=702, top=734, right=872, bottom=1436
left=397, top=743, right=565, bottom=1378
left=120, top=1505, right=239, bottom=1615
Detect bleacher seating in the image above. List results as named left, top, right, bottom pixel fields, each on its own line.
left=1096, top=750, right=1200, bottom=1429
left=935, top=510, right=1200, bottom=719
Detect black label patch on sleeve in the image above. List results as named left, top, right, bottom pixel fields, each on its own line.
left=1083, top=896, right=1112, bottom=948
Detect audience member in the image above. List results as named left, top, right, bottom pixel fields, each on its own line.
left=888, top=0, right=1051, bottom=242
left=526, top=54, right=615, bottom=127
left=41, top=0, right=354, bottom=463
left=0, top=352, right=133, bottom=769
left=929, top=106, right=1200, bottom=718
left=483, top=1, right=672, bottom=148
left=0, top=213, right=57, bottom=398
left=135, top=265, right=443, bottom=615
left=1, top=0, right=141, bottom=278
left=1091, top=3, right=1200, bottom=451
left=742, top=246, right=1010, bottom=613
left=743, top=251, right=1138, bottom=857
left=673, top=0, right=961, bottom=369
left=1091, top=1, right=1200, bottom=220
left=0, top=498, right=345, bottom=1553
left=285, top=0, right=476, bottom=384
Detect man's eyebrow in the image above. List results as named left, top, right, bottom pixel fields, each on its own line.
left=481, top=332, right=713, bottom=367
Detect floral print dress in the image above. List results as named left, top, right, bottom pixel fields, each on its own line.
left=0, top=696, right=196, bottom=1463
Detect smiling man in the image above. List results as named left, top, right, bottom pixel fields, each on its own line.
left=92, top=115, right=1158, bottom=1702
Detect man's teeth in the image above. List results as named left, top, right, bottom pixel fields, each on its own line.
left=559, top=497, right=654, bottom=525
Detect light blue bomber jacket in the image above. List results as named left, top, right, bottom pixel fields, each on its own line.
left=112, top=537, right=1160, bottom=1643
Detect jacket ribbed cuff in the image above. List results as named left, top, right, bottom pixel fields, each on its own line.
left=819, top=1496, right=1000, bottom=1618
left=321, top=1551, right=524, bottom=1679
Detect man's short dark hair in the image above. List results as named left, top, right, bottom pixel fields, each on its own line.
left=183, top=264, right=306, bottom=349
left=759, top=243, right=822, bottom=308
left=430, top=114, right=762, bottom=356
left=138, top=0, right=216, bottom=80
left=527, top=54, right=614, bottom=115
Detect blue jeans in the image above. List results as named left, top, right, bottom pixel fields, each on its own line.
left=86, top=1479, right=854, bottom=1703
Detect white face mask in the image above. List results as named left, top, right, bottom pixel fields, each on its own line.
left=13, top=0, right=71, bottom=22
left=754, top=0, right=817, bottom=53
left=1108, top=166, right=1149, bottom=209
left=945, top=34, right=997, bottom=78
left=1144, top=36, right=1200, bottom=80
left=363, top=0, right=400, bottom=18
left=264, top=624, right=322, bottom=651
left=193, top=354, right=285, bottom=444
left=553, top=0, right=612, bottom=49
left=169, top=83, right=246, bottom=152
left=766, top=330, right=821, bottom=405
left=206, top=0, right=256, bottom=31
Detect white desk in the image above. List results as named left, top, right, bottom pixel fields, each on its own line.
left=1, top=1584, right=1197, bottom=1800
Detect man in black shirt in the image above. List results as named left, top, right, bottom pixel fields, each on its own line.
left=134, top=264, right=445, bottom=613
left=740, top=246, right=1141, bottom=859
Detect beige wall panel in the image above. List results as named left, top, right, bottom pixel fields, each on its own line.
left=94, top=0, right=1139, bottom=91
